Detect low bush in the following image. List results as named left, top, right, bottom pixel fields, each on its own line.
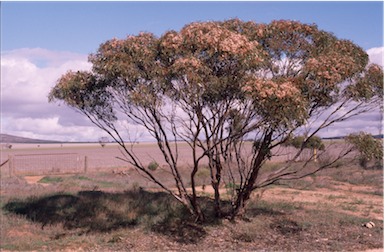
left=147, top=161, right=159, bottom=171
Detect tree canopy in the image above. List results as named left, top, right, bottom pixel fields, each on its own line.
left=49, top=19, right=383, bottom=221
left=346, top=132, right=383, bottom=169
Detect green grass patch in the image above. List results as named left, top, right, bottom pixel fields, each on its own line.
left=246, top=199, right=304, bottom=217
left=71, top=175, right=92, bottom=181
left=38, top=176, right=64, bottom=184
left=325, top=194, right=348, bottom=201
left=94, top=180, right=117, bottom=188
left=350, top=198, right=365, bottom=205
left=356, top=189, right=383, bottom=196
left=276, top=179, right=315, bottom=190
left=340, top=203, right=358, bottom=212
left=372, top=208, right=382, bottom=214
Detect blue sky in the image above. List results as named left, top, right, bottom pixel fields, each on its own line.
left=1, top=1, right=384, bottom=141
left=2, top=1, right=383, bottom=53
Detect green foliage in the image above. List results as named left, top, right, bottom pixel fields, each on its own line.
left=196, top=167, right=210, bottom=185
left=196, top=167, right=210, bottom=178
left=48, top=18, right=383, bottom=221
left=38, top=176, right=63, bottom=184
left=346, top=132, right=383, bottom=169
left=346, top=64, right=384, bottom=102
left=49, top=19, right=382, bottom=133
left=72, top=175, right=91, bottom=181
left=306, top=136, right=325, bottom=150
left=147, top=161, right=159, bottom=171
left=283, top=135, right=305, bottom=149
left=225, top=182, right=240, bottom=190
left=283, top=135, right=325, bottom=150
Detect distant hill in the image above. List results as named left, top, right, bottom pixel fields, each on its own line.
left=323, top=134, right=383, bottom=140
left=0, top=134, right=61, bottom=143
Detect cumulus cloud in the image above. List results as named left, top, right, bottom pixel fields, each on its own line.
left=3, top=117, right=101, bottom=142
left=1, top=48, right=162, bottom=142
left=1, top=46, right=383, bottom=142
left=317, top=109, right=383, bottom=138
left=2, top=48, right=91, bottom=107
left=367, top=47, right=384, bottom=66
left=1, top=48, right=106, bottom=141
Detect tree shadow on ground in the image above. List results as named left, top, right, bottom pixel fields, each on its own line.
left=3, top=189, right=287, bottom=244
left=3, top=189, right=209, bottom=243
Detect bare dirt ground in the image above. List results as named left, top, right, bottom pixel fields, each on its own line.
left=0, top=142, right=382, bottom=251
left=24, top=175, right=45, bottom=185
left=1, top=163, right=383, bottom=251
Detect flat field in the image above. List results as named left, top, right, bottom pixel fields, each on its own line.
left=1, top=142, right=205, bottom=175
left=0, top=140, right=352, bottom=176
left=0, top=142, right=382, bottom=251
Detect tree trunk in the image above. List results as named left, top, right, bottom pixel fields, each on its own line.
left=212, top=155, right=223, bottom=217
left=213, top=181, right=222, bottom=217
left=190, top=159, right=206, bottom=222
left=231, top=131, right=273, bottom=219
left=189, top=196, right=205, bottom=223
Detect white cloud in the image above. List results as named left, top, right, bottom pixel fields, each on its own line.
left=1, top=46, right=383, bottom=142
left=317, top=110, right=383, bottom=138
left=1, top=48, right=160, bottom=142
left=1, top=48, right=101, bottom=142
left=2, top=116, right=109, bottom=142
left=314, top=47, right=384, bottom=137
left=2, top=48, right=91, bottom=105
left=367, top=47, right=384, bottom=66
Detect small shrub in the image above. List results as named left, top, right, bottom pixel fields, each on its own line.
left=98, top=137, right=109, bottom=148
left=283, top=135, right=325, bottom=150
left=196, top=167, right=210, bottom=184
left=358, top=156, right=369, bottom=168
left=225, top=182, right=240, bottom=190
left=147, top=161, right=159, bottom=171
left=196, top=166, right=210, bottom=174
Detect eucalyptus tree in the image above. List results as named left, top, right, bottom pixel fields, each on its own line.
left=49, top=19, right=383, bottom=221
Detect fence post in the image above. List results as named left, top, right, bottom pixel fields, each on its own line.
left=8, top=155, right=13, bottom=177
left=84, top=156, right=88, bottom=173
left=313, top=148, right=318, bottom=162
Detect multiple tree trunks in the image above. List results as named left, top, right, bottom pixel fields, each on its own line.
left=49, top=19, right=383, bottom=221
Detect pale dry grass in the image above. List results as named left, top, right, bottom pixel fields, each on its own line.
left=0, top=143, right=383, bottom=251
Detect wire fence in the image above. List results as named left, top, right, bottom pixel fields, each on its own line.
left=5, top=153, right=87, bottom=176
left=1, top=151, right=133, bottom=177
left=0, top=142, right=356, bottom=177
